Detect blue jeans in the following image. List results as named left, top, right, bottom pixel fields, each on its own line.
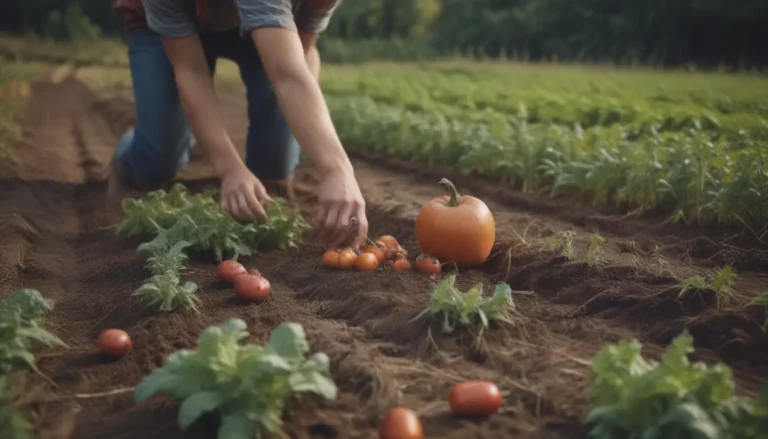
left=115, top=28, right=300, bottom=187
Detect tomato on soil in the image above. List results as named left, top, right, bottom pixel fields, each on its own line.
left=449, top=381, right=502, bottom=416
left=322, top=248, right=341, bottom=268
left=339, top=247, right=358, bottom=270
left=378, top=407, right=423, bottom=439
left=375, top=235, right=399, bottom=259
left=98, top=329, right=132, bottom=358
left=415, top=254, right=441, bottom=275
left=355, top=252, right=380, bottom=271
left=393, top=259, right=412, bottom=271
left=234, top=274, right=271, bottom=303
left=362, top=243, right=387, bottom=263
left=217, top=260, right=247, bottom=283
left=248, top=268, right=262, bottom=277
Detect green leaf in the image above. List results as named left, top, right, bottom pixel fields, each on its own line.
left=178, top=391, right=223, bottom=430
left=134, top=369, right=181, bottom=403
left=265, top=323, right=309, bottom=364
left=217, top=412, right=255, bottom=439
left=289, top=353, right=337, bottom=401
left=290, top=371, right=337, bottom=400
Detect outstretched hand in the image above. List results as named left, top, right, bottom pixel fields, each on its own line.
left=219, top=166, right=272, bottom=222
left=315, top=166, right=367, bottom=249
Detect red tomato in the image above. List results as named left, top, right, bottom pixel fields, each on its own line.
left=449, top=381, right=502, bottom=416
left=98, top=329, right=132, bottom=358
left=378, top=407, right=423, bottom=439
left=392, top=259, right=412, bottom=271
left=218, top=260, right=246, bottom=283
left=415, top=254, right=441, bottom=275
left=234, top=274, right=271, bottom=303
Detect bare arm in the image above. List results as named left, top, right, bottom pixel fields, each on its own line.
left=161, top=35, right=244, bottom=177
left=161, top=34, right=268, bottom=220
left=299, top=32, right=321, bottom=81
left=251, top=27, right=350, bottom=177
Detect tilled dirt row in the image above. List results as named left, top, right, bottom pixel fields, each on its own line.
left=0, top=76, right=765, bottom=439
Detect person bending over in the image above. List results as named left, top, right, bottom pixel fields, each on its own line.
left=108, top=0, right=367, bottom=248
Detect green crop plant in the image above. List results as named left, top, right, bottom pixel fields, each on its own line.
left=547, top=230, right=576, bottom=260
left=118, top=184, right=307, bottom=262
left=328, top=94, right=768, bottom=232
left=118, top=184, right=308, bottom=313
left=745, top=292, right=768, bottom=331
left=587, top=331, right=768, bottom=438
left=584, top=233, right=606, bottom=265
left=0, top=289, right=66, bottom=439
left=678, top=265, right=737, bottom=309
left=412, top=275, right=519, bottom=334
left=134, top=319, right=336, bottom=439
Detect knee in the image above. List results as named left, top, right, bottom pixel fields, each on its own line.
left=124, top=131, right=192, bottom=184
left=245, top=135, right=300, bottom=181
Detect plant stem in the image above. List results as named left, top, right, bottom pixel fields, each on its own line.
left=438, top=178, right=461, bottom=207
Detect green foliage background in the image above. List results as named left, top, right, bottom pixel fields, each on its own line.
left=0, top=0, right=766, bottom=68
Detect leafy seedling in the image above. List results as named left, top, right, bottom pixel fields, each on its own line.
left=134, top=319, right=337, bottom=439
left=587, top=331, right=768, bottom=438
left=678, top=265, right=737, bottom=309
left=412, top=275, right=519, bottom=334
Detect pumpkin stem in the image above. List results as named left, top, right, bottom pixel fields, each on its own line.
left=438, top=178, right=461, bottom=207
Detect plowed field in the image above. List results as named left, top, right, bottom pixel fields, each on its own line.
left=1, top=71, right=766, bottom=439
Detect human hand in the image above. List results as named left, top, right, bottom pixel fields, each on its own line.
left=219, top=165, right=272, bottom=222
left=316, top=166, right=367, bottom=249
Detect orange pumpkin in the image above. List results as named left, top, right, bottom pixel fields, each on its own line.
left=415, top=178, right=495, bottom=267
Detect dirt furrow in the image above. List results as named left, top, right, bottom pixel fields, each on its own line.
left=0, top=77, right=765, bottom=439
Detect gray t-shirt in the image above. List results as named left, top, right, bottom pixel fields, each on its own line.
left=140, top=0, right=340, bottom=38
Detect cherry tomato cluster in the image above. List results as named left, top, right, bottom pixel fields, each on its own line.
left=322, top=235, right=444, bottom=277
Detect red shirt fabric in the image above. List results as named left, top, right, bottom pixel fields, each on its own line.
left=113, top=0, right=148, bottom=32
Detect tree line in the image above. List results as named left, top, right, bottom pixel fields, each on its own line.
left=1, top=0, right=766, bottom=68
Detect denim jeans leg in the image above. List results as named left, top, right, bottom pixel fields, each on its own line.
left=118, top=28, right=193, bottom=188
left=223, top=32, right=300, bottom=181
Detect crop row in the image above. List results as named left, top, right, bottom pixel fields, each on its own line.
left=321, top=64, right=768, bottom=139
left=327, top=96, right=768, bottom=232
left=0, top=62, right=38, bottom=158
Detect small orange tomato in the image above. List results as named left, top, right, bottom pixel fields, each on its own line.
left=415, top=254, right=441, bottom=275
left=392, top=259, right=412, bottom=271
left=322, top=248, right=340, bottom=269
left=377, top=235, right=399, bottom=250
left=448, top=381, right=502, bottom=416
left=378, top=407, right=423, bottom=439
left=362, top=243, right=387, bottom=263
left=98, top=329, right=132, bottom=358
left=396, top=247, right=409, bottom=260
left=355, top=252, right=380, bottom=271
left=339, top=247, right=358, bottom=270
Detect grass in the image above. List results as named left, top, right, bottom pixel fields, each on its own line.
left=5, top=37, right=768, bottom=230
left=0, top=61, right=41, bottom=157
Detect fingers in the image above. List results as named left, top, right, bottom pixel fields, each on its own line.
left=243, top=184, right=268, bottom=222
left=329, top=202, right=355, bottom=249
left=220, top=182, right=269, bottom=222
left=351, top=205, right=368, bottom=250
left=321, top=202, right=341, bottom=245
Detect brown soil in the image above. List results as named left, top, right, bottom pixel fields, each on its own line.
left=1, top=74, right=766, bottom=439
